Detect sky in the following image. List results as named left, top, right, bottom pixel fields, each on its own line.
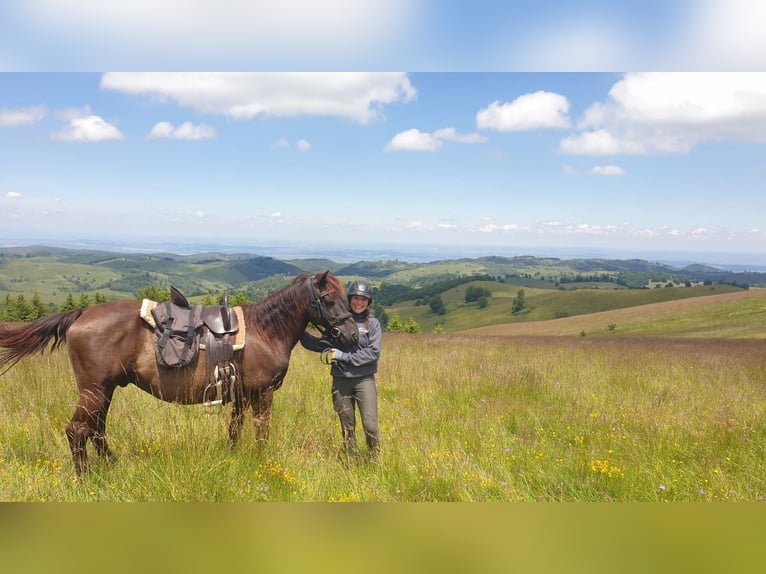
left=1, top=3, right=766, bottom=264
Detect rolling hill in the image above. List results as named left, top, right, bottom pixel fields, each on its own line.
left=2, top=245, right=766, bottom=336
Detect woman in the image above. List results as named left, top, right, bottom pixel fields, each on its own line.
left=301, top=279, right=381, bottom=460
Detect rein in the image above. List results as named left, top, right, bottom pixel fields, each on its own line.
left=306, top=275, right=352, bottom=340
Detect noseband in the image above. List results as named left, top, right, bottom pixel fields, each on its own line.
left=306, top=276, right=353, bottom=340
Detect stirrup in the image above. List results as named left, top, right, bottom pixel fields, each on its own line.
left=203, top=363, right=237, bottom=407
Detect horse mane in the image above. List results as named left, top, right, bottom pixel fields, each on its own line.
left=241, top=272, right=343, bottom=340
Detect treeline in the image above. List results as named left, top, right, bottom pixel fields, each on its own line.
left=375, top=274, right=497, bottom=306
left=0, top=288, right=253, bottom=322
left=0, top=292, right=109, bottom=322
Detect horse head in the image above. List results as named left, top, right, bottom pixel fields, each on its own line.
left=306, top=270, right=359, bottom=346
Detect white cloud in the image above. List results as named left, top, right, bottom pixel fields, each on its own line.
left=5, top=192, right=23, bottom=199
left=386, top=129, right=442, bottom=152
left=588, top=165, right=626, bottom=176
left=274, top=137, right=312, bottom=151
left=0, top=106, right=46, bottom=126
left=477, top=91, right=571, bottom=131
left=432, top=127, right=487, bottom=144
left=101, top=72, right=416, bottom=125
left=148, top=121, right=216, bottom=140
left=479, top=223, right=524, bottom=233
left=691, top=226, right=709, bottom=237
left=51, top=114, right=123, bottom=142
left=385, top=126, right=486, bottom=151
left=561, top=73, right=766, bottom=155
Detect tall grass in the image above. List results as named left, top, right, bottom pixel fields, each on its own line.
left=1, top=333, right=765, bottom=501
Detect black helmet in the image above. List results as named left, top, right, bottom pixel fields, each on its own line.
left=347, top=279, right=373, bottom=303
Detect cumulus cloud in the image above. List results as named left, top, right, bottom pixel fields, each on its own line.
left=588, top=165, right=626, bottom=176
left=51, top=114, right=123, bottom=142
left=477, top=91, right=571, bottom=131
left=560, top=72, right=766, bottom=155
left=274, top=137, right=312, bottom=151
left=148, top=121, right=216, bottom=140
left=386, top=129, right=441, bottom=152
left=101, top=72, right=416, bottom=125
left=479, top=223, right=525, bottom=233
left=0, top=106, right=46, bottom=126
left=432, top=127, right=487, bottom=143
left=5, top=192, right=23, bottom=199
left=385, top=127, right=486, bottom=151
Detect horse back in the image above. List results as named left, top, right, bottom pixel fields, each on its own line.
left=65, top=299, right=153, bottom=379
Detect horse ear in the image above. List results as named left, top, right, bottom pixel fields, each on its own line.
left=317, top=269, right=331, bottom=289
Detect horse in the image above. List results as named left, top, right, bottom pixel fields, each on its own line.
left=0, top=270, right=358, bottom=476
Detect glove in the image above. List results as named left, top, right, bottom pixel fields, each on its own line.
left=321, top=348, right=346, bottom=364
left=330, top=349, right=346, bottom=361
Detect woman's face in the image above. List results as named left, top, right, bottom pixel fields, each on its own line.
left=349, top=295, right=370, bottom=314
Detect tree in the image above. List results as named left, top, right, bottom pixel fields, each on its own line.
left=386, top=312, right=405, bottom=333
left=403, top=317, right=422, bottom=333
left=511, top=289, right=527, bottom=314
left=136, top=285, right=171, bottom=302
left=429, top=295, right=446, bottom=315
left=59, top=293, right=78, bottom=312
left=465, top=285, right=491, bottom=304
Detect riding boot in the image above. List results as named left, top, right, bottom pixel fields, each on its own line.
left=366, top=433, right=380, bottom=463
left=343, top=428, right=358, bottom=460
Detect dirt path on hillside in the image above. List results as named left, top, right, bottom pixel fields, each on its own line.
left=460, top=289, right=766, bottom=337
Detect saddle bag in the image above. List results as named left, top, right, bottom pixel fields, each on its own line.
left=151, top=302, right=203, bottom=368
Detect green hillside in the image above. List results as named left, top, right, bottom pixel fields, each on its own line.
left=1, top=245, right=763, bottom=334
left=386, top=280, right=745, bottom=333
left=461, top=288, right=766, bottom=339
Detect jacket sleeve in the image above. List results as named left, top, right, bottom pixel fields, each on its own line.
left=340, top=318, right=381, bottom=367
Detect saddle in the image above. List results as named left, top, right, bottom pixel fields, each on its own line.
left=146, top=286, right=244, bottom=407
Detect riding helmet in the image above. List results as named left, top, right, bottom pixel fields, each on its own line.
left=347, top=279, right=373, bottom=303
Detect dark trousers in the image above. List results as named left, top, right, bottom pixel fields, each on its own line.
left=331, top=375, right=380, bottom=456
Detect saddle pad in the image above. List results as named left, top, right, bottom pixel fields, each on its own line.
left=140, top=299, right=246, bottom=350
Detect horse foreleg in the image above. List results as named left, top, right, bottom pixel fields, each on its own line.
left=228, top=397, right=246, bottom=448
left=251, top=388, right=274, bottom=442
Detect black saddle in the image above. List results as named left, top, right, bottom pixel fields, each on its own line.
left=169, top=286, right=238, bottom=335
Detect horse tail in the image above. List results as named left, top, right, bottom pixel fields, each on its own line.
left=0, top=309, right=85, bottom=373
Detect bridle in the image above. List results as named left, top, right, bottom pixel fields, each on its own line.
left=306, top=275, right=353, bottom=341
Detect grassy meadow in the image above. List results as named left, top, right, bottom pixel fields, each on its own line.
left=2, top=307, right=765, bottom=500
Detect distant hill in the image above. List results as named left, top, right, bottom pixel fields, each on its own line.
left=2, top=245, right=765, bottom=316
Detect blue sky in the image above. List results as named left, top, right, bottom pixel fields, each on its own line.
left=2, top=72, right=766, bottom=262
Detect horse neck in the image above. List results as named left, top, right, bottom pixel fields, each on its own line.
left=246, top=280, right=312, bottom=347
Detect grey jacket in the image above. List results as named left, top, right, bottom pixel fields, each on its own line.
left=300, top=314, right=381, bottom=378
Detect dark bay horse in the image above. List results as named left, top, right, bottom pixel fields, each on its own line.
left=0, top=271, right=358, bottom=476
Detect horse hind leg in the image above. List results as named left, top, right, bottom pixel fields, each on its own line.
left=66, top=387, right=116, bottom=477
left=92, top=391, right=116, bottom=462
left=66, top=418, right=91, bottom=477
